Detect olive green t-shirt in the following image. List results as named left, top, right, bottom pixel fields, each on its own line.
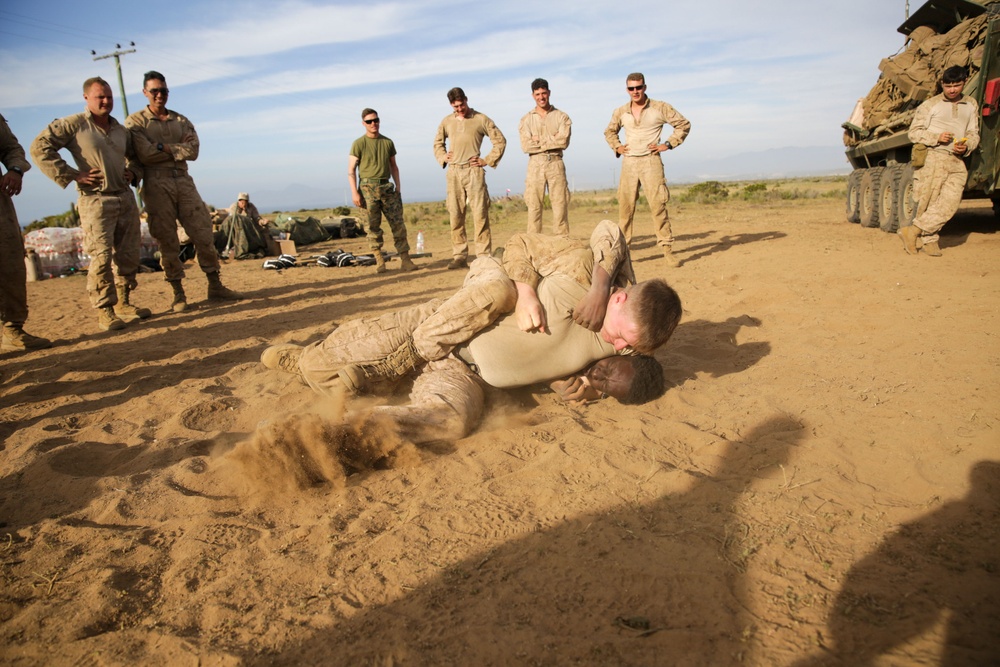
left=349, top=134, right=396, bottom=180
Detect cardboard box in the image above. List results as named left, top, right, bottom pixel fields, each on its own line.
left=276, top=239, right=297, bottom=256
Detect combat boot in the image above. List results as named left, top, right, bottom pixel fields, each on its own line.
left=662, top=247, right=680, bottom=268
left=168, top=279, right=188, bottom=313
left=447, top=257, right=468, bottom=270
left=261, top=344, right=304, bottom=375
left=898, top=224, right=920, bottom=255
left=398, top=251, right=418, bottom=272
left=374, top=250, right=387, bottom=274
left=338, top=338, right=424, bottom=395
left=1, top=325, right=52, bottom=351
left=206, top=272, right=242, bottom=301
left=115, top=285, right=152, bottom=322
left=922, top=240, right=942, bottom=257
left=98, top=306, right=126, bottom=332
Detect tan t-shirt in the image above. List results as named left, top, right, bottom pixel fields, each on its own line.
left=457, top=273, right=616, bottom=388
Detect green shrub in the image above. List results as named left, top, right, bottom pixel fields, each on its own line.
left=680, top=181, right=729, bottom=203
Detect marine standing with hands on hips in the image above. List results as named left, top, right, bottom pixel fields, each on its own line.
left=605, top=72, right=690, bottom=267
left=433, top=87, right=506, bottom=270
left=31, top=77, right=151, bottom=332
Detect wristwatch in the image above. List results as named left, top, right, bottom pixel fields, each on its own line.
left=156, top=143, right=164, bottom=152
left=9, top=166, right=23, bottom=175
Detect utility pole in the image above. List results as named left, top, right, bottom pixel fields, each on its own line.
left=92, top=43, right=142, bottom=208
left=92, top=42, right=136, bottom=117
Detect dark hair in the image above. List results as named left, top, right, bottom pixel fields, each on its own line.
left=619, top=355, right=666, bottom=405
left=624, top=279, right=682, bottom=354
left=143, top=71, right=166, bottom=88
left=83, top=77, right=110, bottom=94
left=531, top=78, right=549, bottom=92
left=361, top=108, right=378, bottom=119
left=447, top=87, right=467, bottom=104
left=626, top=72, right=646, bottom=85
left=941, top=66, right=968, bottom=84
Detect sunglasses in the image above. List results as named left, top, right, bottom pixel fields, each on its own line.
left=364, top=118, right=380, bottom=124
left=146, top=87, right=169, bottom=96
left=627, top=85, right=645, bottom=92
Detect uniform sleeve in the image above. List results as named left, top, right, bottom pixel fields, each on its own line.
left=433, top=119, right=449, bottom=167
left=124, top=130, right=143, bottom=183
left=656, top=101, right=691, bottom=148
left=30, top=118, right=78, bottom=189
left=604, top=106, right=625, bottom=154
left=502, top=221, right=632, bottom=290
left=541, top=111, right=571, bottom=152
left=963, top=99, right=981, bottom=152
left=481, top=115, right=506, bottom=168
left=126, top=113, right=173, bottom=166
left=588, top=219, right=635, bottom=287
left=0, top=115, right=31, bottom=175
left=170, top=116, right=200, bottom=161
left=907, top=99, right=939, bottom=147
left=518, top=112, right=537, bottom=154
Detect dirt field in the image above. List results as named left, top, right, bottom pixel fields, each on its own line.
left=1, top=190, right=998, bottom=666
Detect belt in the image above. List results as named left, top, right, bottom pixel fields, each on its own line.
left=530, top=151, right=563, bottom=160
left=449, top=162, right=474, bottom=169
left=360, top=177, right=390, bottom=184
left=623, top=153, right=661, bottom=158
left=80, top=189, right=130, bottom=197
left=144, top=166, right=188, bottom=177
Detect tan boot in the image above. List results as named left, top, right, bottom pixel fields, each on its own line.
left=168, top=279, right=188, bottom=313
left=98, top=306, right=126, bottom=332
left=447, top=257, right=468, bottom=270
left=922, top=240, right=942, bottom=257
left=374, top=250, right=387, bottom=274
left=398, top=251, right=418, bottom=272
left=261, top=344, right=304, bottom=375
left=663, top=247, right=680, bottom=268
left=1, top=325, right=52, bottom=351
left=115, top=285, right=152, bottom=322
left=207, top=272, right=242, bottom=300
left=898, top=225, right=920, bottom=255
left=338, top=339, right=424, bottom=395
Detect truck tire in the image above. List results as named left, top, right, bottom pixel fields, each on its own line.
left=878, top=165, right=902, bottom=233
left=897, top=165, right=918, bottom=228
left=859, top=167, right=884, bottom=228
left=846, top=169, right=863, bottom=223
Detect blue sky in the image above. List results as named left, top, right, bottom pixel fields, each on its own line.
left=2, top=0, right=910, bottom=223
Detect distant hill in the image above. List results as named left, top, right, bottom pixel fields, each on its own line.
left=668, top=145, right=851, bottom=184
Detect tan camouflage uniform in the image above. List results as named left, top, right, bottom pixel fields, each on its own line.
left=31, top=111, right=144, bottom=308
left=604, top=98, right=690, bottom=248
left=433, top=109, right=506, bottom=261
left=0, top=114, right=31, bottom=328
left=296, top=222, right=632, bottom=442
left=228, top=200, right=261, bottom=225
left=907, top=93, right=981, bottom=244
left=125, top=107, right=220, bottom=281
left=519, top=106, right=572, bottom=235
left=350, top=134, right=409, bottom=254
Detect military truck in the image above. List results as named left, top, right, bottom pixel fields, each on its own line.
left=842, top=0, right=1000, bottom=232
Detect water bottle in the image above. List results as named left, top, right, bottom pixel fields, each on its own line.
left=415, top=231, right=425, bottom=253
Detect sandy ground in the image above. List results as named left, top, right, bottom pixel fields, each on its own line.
left=1, top=195, right=998, bottom=666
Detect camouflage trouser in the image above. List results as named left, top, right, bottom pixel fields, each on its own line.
left=0, top=193, right=28, bottom=326
left=912, top=151, right=967, bottom=244
left=617, top=154, right=672, bottom=248
left=77, top=192, right=141, bottom=309
left=298, top=301, right=488, bottom=444
left=525, top=153, right=570, bottom=236
left=446, top=165, right=491, bottom=260
left=360, top=181, right=409, bottom=254
left=298, top=257, right=515, bottom=441
left=140, top=171, right=220, bottom=281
